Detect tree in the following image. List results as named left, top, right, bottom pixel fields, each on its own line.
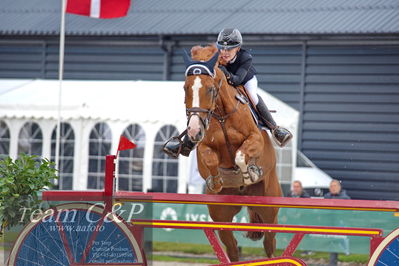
left=0, top=154, right=57, bottom=236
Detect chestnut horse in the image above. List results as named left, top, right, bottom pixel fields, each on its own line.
left=182, top=45, right=282, bottom=261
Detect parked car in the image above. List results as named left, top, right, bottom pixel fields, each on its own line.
left=293, top=151, right=332, bottom=197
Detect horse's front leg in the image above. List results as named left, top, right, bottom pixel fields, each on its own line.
left=198, top=144, right=223, bottom=193
left=235, top=132, right=264, bottom=185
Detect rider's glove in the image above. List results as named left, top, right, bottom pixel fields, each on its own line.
left=219, top=66, right=233, bottom=84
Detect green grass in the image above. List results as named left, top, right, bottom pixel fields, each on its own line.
left=153, top=241, right=369, bottom=264
left=153, top=241, right=214, bottom=255
left=153, top=241, right=285, bottom=257
left=338, top=253, right=369, bottom=264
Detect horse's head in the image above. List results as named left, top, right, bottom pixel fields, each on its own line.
left=183, top=45, right=220, bottom=143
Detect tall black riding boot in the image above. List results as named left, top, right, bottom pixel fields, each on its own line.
left=256, top=96, right=292, bottom=147
left=163, top=134, right=196, bottom=158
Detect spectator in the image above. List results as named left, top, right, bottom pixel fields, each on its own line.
left=287, top=180, right=310, bottom=198
left=324, top=179, right=351, bottom=265
left=324, top=179, right=350, bottom=199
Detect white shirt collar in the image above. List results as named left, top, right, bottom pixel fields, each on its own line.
left=229, top=55, right=237, bottom=64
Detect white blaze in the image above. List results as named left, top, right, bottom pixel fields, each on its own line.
left=192, top=76, right=202, bottom=107
left=188, top=77, right=203, bottom=139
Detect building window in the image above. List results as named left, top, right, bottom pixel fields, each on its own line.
left=118, top=124, right=146, bottom=191
left=18, top=122, right=42, bottom=157
left=51, top=123, right=75, bottom=190
left=152, top=125, right=179, bottom=193
left=88, top=123, right=112, bottom=189
left=0, top=121, right=10, bottom=159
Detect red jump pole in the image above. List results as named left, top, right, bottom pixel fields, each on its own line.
left=204, top=229, right=230, bottom=264
left=104, top=155, right=116, bottom=197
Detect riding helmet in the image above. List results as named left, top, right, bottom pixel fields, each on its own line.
left=216, top=28, right=243, bottom=50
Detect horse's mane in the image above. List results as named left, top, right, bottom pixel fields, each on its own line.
left=191, top=44, right=218, bottom=61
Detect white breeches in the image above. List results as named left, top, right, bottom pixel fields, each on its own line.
left=243, top=76, right=259, bottom=105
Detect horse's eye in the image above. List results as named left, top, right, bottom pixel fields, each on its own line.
left=207, top=87, right=215, bottom=94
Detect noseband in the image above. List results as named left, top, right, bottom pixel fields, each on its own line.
left=185, top=64, right=222, bottom=129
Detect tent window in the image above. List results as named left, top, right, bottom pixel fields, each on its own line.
left=18, top=122, right=42, bottom=158
left=275, top=140, right=293, bottom=185
left=119, top=124, right=145, bottom=191
left=152, top=125, right=179, bottom=193
left=88, top=123, right=112, bottom=189
left=0, top=121, right=10, bottom=159
left=51, top=123, right=75, bottom=190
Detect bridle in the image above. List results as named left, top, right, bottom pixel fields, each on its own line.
left=185, top=64, right=222, bottom=130
left=185, top=61, right=242, bottom=168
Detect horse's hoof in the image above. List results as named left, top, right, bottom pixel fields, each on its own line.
left=245, top=231, right=264, bottom=241
left=248, top=164, right=263, bottom=183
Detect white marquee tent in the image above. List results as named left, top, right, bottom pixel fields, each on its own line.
left=0, top=79, right=299, bottom=192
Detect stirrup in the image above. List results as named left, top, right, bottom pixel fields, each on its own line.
left=162, top=136, right=183, bottom=159
left=272, top=127, right=293, bottom=148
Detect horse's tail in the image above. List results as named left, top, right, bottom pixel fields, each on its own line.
left=245, top=208, right=264, bottom=241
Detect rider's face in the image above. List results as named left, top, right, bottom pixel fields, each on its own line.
left=219, top=47, right=240, bottom=63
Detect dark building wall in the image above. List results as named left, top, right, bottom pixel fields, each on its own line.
left=0, top=36, right=398, bottom=200
left=0, top=38, right=165, bottom=80
left=251, top=45, right=303, bottom=110
left=302, top=44, right=399, bottom=200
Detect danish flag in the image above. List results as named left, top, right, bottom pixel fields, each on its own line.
left=66, top=0, right=131, bottom=19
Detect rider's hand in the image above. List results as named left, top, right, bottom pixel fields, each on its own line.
left=219, top=66, right=232, bottom=83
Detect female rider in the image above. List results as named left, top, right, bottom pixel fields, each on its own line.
left=164, top=28, right=292, bottom=158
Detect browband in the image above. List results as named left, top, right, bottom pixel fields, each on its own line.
left=185, top=64, right=215, bottom=78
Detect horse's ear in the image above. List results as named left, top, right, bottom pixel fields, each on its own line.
left=182, top=49, right=192, bottom=67
left=206, top=52, right=219, bottom=69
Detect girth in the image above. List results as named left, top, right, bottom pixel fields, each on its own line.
left=218, top=166, right=263, bottom=188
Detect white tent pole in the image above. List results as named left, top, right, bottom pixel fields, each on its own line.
left=55, top=0, right=67, bottom=177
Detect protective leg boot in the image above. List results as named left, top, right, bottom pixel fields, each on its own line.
left=256, top=96, right=293, bottom=147
left=163, top=135, right=196, bottom=158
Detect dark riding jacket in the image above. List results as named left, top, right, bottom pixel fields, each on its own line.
left=223, top=49, right=256, bottom=86
left=324, top=190, right=351, bottom=199
left=287, top=191, right=310, bottom=198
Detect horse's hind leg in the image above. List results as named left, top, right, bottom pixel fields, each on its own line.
left=249, top=206, right=279, bottom=258
left=208, top=204, right=242, bottom=262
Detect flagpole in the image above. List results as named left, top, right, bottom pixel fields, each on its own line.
left=55, top=0, right=67, bottom=178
